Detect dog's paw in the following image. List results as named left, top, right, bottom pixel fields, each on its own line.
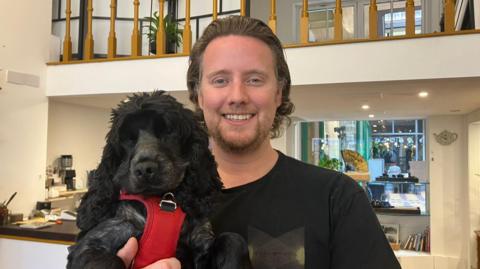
left=210, top=232, right=252, bottom=269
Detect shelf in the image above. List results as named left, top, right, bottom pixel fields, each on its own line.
left=370, top=181, right=429, bottom=185
left=46, top=189, right=87, bottom=201
left=58, top=189, right=87, bottom=196
left=394, top=250, right=431, bottom=257
left=376, top=212, right=430, bottom=217
left=374, top=207, right=427, bottom=216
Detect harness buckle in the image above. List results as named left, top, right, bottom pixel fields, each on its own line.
left=159, top=192, right=177, bottom=212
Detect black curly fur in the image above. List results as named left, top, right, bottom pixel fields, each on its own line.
left=67, top=91, right=251, bottom=269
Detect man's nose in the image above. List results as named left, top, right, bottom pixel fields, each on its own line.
left=227, top=80, right=249, bottom=105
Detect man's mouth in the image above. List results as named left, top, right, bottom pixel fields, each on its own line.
left=223, top=114, right=254, bottom=121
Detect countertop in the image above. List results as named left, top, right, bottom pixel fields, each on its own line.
left=0, top=220, right=79, bottom=245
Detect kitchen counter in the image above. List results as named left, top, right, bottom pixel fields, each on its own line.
left=0, top=220, right=78, bottom=245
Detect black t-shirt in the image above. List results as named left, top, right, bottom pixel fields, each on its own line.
left=211, top=152, right=401, bottom=269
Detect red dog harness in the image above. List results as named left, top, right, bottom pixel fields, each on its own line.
left=120, top=192, right=186, bottom=269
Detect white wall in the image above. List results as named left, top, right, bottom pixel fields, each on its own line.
left=467, top=108, right=480, bottom=268
left=475, top=0, right=480, bottom=29
left=47, top=101, right=111, bottom=187
left=428, top=115, right=469, bottom=268
left=468, top=121, right=480, bottom=269
left=467, top=108, right=480, bottom=124
left=0, top=0, right=52, bottom=216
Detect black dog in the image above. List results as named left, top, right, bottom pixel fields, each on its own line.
left=67, top=92, right=251, bottom=269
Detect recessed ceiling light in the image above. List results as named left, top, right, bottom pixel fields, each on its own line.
left=361, top=104, right=370, bottom=110
left=373, top=125, right=378, bottom=128
left=369, top=114, right=375, bottom=118
left=418, top=91, right=429, bottom=98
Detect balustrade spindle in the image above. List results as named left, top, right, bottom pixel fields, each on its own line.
left=334, top=0, right=343, bottom=41
left=183, top=0, right=192, bottom=54
left=84, top=0, right=94, bottom=60
left=444, top=0, right=455, bottom=32
left=300, top=0, right=309, bottom=44
left=213, top=0, right=218, bottom=21
left=268, top=0, right=277, bottom=34
left=108, top=0, right=117, bottom=59
left=369, top=0, right=378, bottom=39
left=240, top=0, right=246, bottom=16
left=156, top=0, right=166, bottom=55
left=406, top=0, right=415, bottom=36
left=131, top=0, right=141, bottom=56
left=63, top=0, right=72, bottom=62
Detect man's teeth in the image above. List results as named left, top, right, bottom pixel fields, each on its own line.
left=224, top=114, right=253, bottom=120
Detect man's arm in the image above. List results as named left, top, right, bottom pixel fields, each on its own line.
left=330, top=179, right=401, bottom=269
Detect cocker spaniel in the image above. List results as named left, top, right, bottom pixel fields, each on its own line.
left=67, top=92, right=251, bottom=269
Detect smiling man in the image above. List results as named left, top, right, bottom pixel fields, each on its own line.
left=185, top=16, right=401, bottom=269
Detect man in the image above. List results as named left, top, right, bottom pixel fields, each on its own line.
left=119, top=16, right=401, bottom=269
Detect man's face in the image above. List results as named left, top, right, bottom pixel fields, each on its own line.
left=198, top=35, right=282, bottom=154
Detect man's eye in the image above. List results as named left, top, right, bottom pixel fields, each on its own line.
left=247, top=77, right=264, bottom=86
left=212, top=78, right=228, bottom=86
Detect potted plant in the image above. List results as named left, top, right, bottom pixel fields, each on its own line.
left=144, top=12, right=183, bottom=54
left=318, top=153, right=342, bottom=171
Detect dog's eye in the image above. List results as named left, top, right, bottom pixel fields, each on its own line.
left=153, top=117, right=169, bottom=136
left=127, top=132, right=138, bottom=142
left=119, top=130, right=138, bottom=144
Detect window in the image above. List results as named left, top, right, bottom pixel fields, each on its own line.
left=308, top=4, right=356, bottom=41
left=298, top=119, right=426, bottom=175
left=364, top=0, right=423, bottom=38
left=370, top=119, right=425, bottom=173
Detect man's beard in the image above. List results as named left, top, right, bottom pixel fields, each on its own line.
left=210, top=124, right=271, bottom=154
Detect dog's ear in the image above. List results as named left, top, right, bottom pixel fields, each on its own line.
left=76, top=142, right=120, bottom=235
left=76, top=106, right=126, bottom=235
left=175, top=113, right=223, bottom=219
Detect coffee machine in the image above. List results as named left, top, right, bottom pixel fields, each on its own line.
left=60, top=155, right=76, bottom=190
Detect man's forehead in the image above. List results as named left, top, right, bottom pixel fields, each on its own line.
left=200, top=36, right=275, bottom=75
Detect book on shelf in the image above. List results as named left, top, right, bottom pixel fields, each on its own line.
left=400, top=226, right=430, bottom=252
left=402, top=234, right=412, bottom=249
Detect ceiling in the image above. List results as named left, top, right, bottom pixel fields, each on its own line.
left=50, top=77, right=480, bottom=121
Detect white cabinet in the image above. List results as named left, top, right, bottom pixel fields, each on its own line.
left=0, top=238, right=69, bottom=269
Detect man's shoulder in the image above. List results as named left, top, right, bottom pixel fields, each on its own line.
left=277, top=152, right=359, bottom=190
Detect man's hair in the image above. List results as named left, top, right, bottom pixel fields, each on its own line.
left=186, top=15, right=294, bottom=138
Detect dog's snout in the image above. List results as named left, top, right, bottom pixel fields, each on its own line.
left=133, top=160, right=159, bottom=180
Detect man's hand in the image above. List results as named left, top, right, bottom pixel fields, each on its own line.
left=117, top=237, right=181, bottom=269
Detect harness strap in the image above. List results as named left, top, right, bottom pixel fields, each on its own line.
left=119, top=192, right=186, bottom=269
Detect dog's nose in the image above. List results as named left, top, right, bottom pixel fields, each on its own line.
left=133, top=161, right=159, bottom=180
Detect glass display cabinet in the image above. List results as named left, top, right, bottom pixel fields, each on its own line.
left=367, top=180, right=429, bottom=215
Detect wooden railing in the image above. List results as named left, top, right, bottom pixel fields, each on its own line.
left=54, top=0, right=475, bottom=65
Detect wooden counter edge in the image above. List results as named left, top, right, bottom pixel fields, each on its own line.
left=0, top=234, right=74, bottom=245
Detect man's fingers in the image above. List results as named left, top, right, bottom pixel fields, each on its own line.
left=117, top=238, right=180, bottom=269
left=117, top=237, right=139, bottom=268
left=144, top=258, right=181, bottom=269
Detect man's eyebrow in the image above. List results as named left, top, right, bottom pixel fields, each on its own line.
left=244, top=70, right=268, bottom=77
left=204, top=69, right=269, bottom=79
left=205, top=70, right=230, bottom=79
